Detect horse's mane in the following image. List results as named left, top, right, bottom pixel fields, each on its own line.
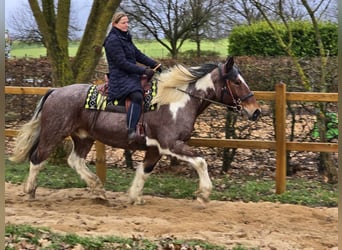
left=152, top=63, right=218, bottom=106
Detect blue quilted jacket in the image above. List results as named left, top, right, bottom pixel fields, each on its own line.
left=103, top=27, right=157, bottom=102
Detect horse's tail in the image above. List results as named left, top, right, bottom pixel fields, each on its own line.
left=9, top=89, right=55, bottom=163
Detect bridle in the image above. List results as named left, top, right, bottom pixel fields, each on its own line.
left=217, top=63, right=254, bottom=113
left=176, top=63, right=254, bottom=114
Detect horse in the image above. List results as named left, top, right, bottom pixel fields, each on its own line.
left=10, top=56, right=261, bottom=205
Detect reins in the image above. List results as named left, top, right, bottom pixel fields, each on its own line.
left=175, top=63, right=254, bottom=113
left=175, top=87, right=238, bottom=111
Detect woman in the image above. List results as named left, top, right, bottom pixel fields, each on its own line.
left=103, top=12, right=161, bottom=144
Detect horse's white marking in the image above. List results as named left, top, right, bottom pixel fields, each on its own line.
left=238, top=74, right=250, bottom=90
left=169, top=93, right=190, bottom=120
left=67, top=142, right=103, bottom=192
left=195, top=74, right=214, bottom=91
left=75, top=129, right=89, bottom=139
left=128, top=163, right=150, bottom=204
left=143, top=138, right=212, bottom=201
left=24, top=161, right=45, bottom=195
left=167, top=74, right=213, bottom=120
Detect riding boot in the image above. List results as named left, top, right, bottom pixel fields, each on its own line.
left=127, top=103, right=144, bottom=144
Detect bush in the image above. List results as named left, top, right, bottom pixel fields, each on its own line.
left=229, top=21, right=337, bottom=57
left=312, top=112, right=338, bottom=141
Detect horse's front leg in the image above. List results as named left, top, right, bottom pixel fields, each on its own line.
left=128, top=147, right=161, bottom=205
left=173, top=141, right=213, bottom=204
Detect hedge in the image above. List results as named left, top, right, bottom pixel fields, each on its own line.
left=228, top=21, right=337, bottom=57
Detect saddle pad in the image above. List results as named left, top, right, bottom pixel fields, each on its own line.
left=84, top=81, right=158, bottom=112
left=84, top=85, right=107, bottom=110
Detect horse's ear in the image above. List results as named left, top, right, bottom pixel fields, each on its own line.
left=225, top=56, right=234, bottom=71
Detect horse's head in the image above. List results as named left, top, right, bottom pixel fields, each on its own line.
left=213, top=56, right=261, bottom=121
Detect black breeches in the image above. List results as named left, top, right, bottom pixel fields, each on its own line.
left=127, top=91, right=143, bottom=104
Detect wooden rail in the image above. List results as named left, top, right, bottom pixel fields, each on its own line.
left=5, top=85, right=338, bottom=193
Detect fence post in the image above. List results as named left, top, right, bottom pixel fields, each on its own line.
left=275, top=83, right=287, bottom=194
left=95, top=141, right=106, bottom=183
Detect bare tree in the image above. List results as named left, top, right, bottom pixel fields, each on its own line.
left=221, top=0, right=336, bottom=29
left=249, top=0, right=338, bottom=182
left=186, top=0, right=226, bottom=57
left=300, top=0, right=338, bottom=182
left=27, top=0, right=122, bottom=86
left=8, top=1, right=81, bottom=43
left=121, top=0, right=224, bottom=58
left=222, top=0, right=266, bottom=25
left=120, top=0, right=192, bottom=58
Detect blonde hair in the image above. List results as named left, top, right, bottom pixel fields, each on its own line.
left=112, top=12, right=127, bottom=24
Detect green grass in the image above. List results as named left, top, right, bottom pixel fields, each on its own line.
left=211, top=176, right=338, bottom=207
left=9, top=41, right=80, bottom=58
left=5, top=159, right=338, bottom=207
left=136, top=38, right=228, bottom=58
left=5, top=224, right=228, bottom=250
left=6, top=223, right=257, bottom=249
left=9, top=39, right=228, bottom=58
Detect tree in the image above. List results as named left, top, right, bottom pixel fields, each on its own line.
left=186, top=0, right=226, bottom=57
left=249, top=0, right=338, bottom=182
left=28, top=0, right=122, bottom=86
left=121, top=0, right=224, bottom=58
left=8, top=1, right=80, bottom=43
left=120, top=0, right=191, bottom=58
left=221, top=0, right=266, bottom=26
left=221, top=0, right=337, bottom=32
left=300, top=0, right=338, bottom=183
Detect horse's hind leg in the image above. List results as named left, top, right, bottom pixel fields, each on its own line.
left=24, top=161, right=45, bottom=199
left=68, top=135, right=106, bottom=199
left=25, top=135, right=62, bottom=199
left=128, top=147, right=161, bottom=205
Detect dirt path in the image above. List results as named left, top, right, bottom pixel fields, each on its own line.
left=5, top=182, right=337, bottom=249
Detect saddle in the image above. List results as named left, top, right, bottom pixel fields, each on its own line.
left=84, top=75, right=157, bottom=139
left=94, top=75, right=157, bottom=113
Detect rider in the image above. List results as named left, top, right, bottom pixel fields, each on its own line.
left=103, top=12, right=162, bottom=144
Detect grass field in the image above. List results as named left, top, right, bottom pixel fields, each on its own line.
left=9, top=39, right=229, bottom=58
left=5, top=159, right=338, bottom=207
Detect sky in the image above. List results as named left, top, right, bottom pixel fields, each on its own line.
left=5, top=0, right=93, bottom=34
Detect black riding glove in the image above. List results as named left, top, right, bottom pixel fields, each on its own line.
left=144, top=68, right=155, bottom=79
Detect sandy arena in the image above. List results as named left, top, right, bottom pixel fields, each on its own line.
left=5, top=182, right=338, bottom=249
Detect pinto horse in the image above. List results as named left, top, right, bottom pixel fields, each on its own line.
left=10, top=56, right=261, bottom=204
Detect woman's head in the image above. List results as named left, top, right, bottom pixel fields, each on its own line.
left=112, top=12, right=129, bottom=32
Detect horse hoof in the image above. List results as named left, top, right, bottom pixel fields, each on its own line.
left=196, top=196, right=210, bottom=206
left=195, top=190, right=210, bottom=204
left=23, top=184, right=37, bottom=200
left=129, top=197, right=145, bottom=205
left=92, top=189, right=107, bottom=200
left=28, top=192, right=36, bottom=200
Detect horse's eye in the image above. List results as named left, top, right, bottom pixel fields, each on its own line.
left=233, top=79, right=241, bottom=85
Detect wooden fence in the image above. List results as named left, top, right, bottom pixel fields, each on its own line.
left=5, top=84, right=338, bottom=194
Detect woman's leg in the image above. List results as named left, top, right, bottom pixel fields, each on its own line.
left=127, top=91, right=143, bottom=142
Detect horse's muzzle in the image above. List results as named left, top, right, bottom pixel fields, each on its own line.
left=250, top=109, right=261, bottom=121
